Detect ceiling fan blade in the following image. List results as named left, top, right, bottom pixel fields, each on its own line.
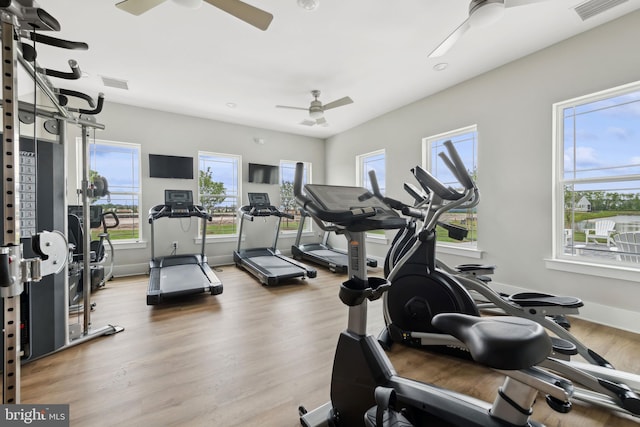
left=504, top=0, right=550, bottom=7
left=428, top=18, right=471, bottom=58
left=276, top=105, right=308, bottom=111
left=300, top=119, right=316, bottom=126
left=204, top=0, right=273, bottom=31
left=322, top=96, right=353, bottom=111
left=115, top=0, right=166, bottom=15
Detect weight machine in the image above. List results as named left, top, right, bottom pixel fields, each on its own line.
left=1, top=0, right=123, bottom=404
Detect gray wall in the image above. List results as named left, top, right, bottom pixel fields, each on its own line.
left=325, top=11, right=640, bottom=332
left=65, top=102, right=325, bottom=276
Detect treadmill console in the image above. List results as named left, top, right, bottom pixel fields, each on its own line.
left=248, top=192, right=270, bottom=208
left=246, top=192, right=276, bottom=216
left=165, top=189, right=193, bottom=217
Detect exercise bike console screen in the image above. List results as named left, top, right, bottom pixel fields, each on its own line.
left=305, top=185, right=388, bottom=212
left=248, top=192, right=270, bottom=208
left=165, top=189, right=193, bottom=216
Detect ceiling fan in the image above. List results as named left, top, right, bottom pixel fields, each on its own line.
left=276, top=90, right=353, bottom=127
left=428, top=0, right=550, bottom=58
left=115, top=0, right=273, bottom=31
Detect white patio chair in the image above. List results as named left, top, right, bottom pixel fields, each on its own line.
left=584, top=219, right=616, bottom=246
left=613, top=232, right=640, bottom=263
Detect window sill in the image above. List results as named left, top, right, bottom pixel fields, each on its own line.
left=545, top=258, right=640, bottom=282
left=197, top=235, right=239, bottom=244
left=112, top=240, right=147, bottom=250
left=279, top=231, right=314, bottom=239
left=437, top=244, right=483, bottom=259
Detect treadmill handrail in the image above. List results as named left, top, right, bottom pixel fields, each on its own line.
left=148, top=204, right=211, bottom=223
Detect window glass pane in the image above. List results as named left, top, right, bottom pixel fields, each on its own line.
left=85, top=141, right=141, bottom=242
left=564, top=90, right=640, bottom=180
left=427, top=129, right=477, bottom=247
left=361, top=152, right=385, bottom=194
left=198, top=153, right=240, bottom=236
left=558, top=84, right=640, bottom=267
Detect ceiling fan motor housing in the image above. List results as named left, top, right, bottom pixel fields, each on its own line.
left=309, top=100, right=324, bottom=118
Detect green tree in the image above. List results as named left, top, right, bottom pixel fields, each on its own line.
left=199, top=167, right=227, bottom=212
left=280, top=180, right=296, bottom=214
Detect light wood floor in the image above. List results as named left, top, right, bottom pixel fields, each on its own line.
left=8, top=266, right=640, bottom=426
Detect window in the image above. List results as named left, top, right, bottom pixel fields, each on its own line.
left=198, top=152, right=241, bottom=236
left=357, top=149, right=385, bottom=195
left=280, top=160, right=311, bottom=232
left=77, top=138, right=141, bottom=242
left=423, top=126, right=478, bottom=248
left=356, top=149, right=385, bottom=237
left=554, top=81, right=640, bottom=267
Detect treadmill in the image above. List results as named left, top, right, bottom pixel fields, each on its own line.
left=233, top=193, right=316, bottom=285
left=147, top=189, right=223, bottom=305
left=291, top=208, right=378, bottom=273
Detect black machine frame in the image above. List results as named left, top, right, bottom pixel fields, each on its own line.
left=291, top=208, right=377, bottom=273
left=147, top=189, right=223, bottom=305
left=234, top=192, right=316, bottom=285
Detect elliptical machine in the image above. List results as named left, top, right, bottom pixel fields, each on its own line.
left=293, top=162, right=573, bottom=427
left=374, top=141, right=640, bottom=418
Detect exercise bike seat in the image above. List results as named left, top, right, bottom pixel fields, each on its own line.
left=509, top=292, right=583, bottom=309
left=432, top=313, right=551, bottom=370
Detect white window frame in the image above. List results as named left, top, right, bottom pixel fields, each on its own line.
left=75, top=137, right=142, bottom=245
left=198, top=151, right=242, bottom=240
left=280, top=160, right=312, bottom=234
left=549, top=80, right=640, bottom=279
left=422, top=125, right=480, bottom=257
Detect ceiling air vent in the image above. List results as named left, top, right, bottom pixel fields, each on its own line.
left=100, top=75, right=129, bottom=90
left=573, top=0, right=628, bottom=21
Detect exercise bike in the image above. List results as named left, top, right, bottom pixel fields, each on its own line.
left=293, top=162, right=573, bottom=427
left=375, top=140, right=640, bottom=418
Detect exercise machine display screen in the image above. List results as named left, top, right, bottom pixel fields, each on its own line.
left=165, top=189, right=193, bottom=216
left=248, top=192, right=270, bottom=208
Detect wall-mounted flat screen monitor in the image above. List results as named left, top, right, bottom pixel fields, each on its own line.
left=248, top=163, right=279, bottom=184
left=149, top=154, right=194, bottom=179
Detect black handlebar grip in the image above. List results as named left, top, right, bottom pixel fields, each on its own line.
left=443, top=140, right=475, bottom=190
left=413, top=166, right=463, bottom=201
left=29, top=32, right=87, bottom=50
left=368, top=170, right=382, bottom=197
left=404, top=183, right=428, bottom=204
left=43, top=59, right=82, bottom=80
left=79, top=92, right=104, bottom=115
left=59, top=88, right=96, bottom=108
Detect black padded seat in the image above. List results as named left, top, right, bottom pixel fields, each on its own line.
left=432, top=313, right=551, bottom=370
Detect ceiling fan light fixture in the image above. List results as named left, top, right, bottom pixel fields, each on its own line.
left=469, top=1, right=505, bottom=28
left=297, top=0, right=319, bottom=11
left=309, top=109, right=323, bottom=119
left=172, top=0, right=203, bottom=10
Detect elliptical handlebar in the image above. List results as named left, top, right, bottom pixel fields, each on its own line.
left=413, top=166, right=465, bottom=201
left=367, top=170, right=410, bottom=211
left=443, top=140, right=475, bottom=190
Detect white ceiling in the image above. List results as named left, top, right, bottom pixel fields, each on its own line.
left=29, top=0, right=640, bottom=138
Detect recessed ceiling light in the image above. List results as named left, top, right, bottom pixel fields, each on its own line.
left=297, top=0, right=319, bottom=10
left=433, top=63, right=448, bottom=71
left=226, top=102, right=237, bottom=109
